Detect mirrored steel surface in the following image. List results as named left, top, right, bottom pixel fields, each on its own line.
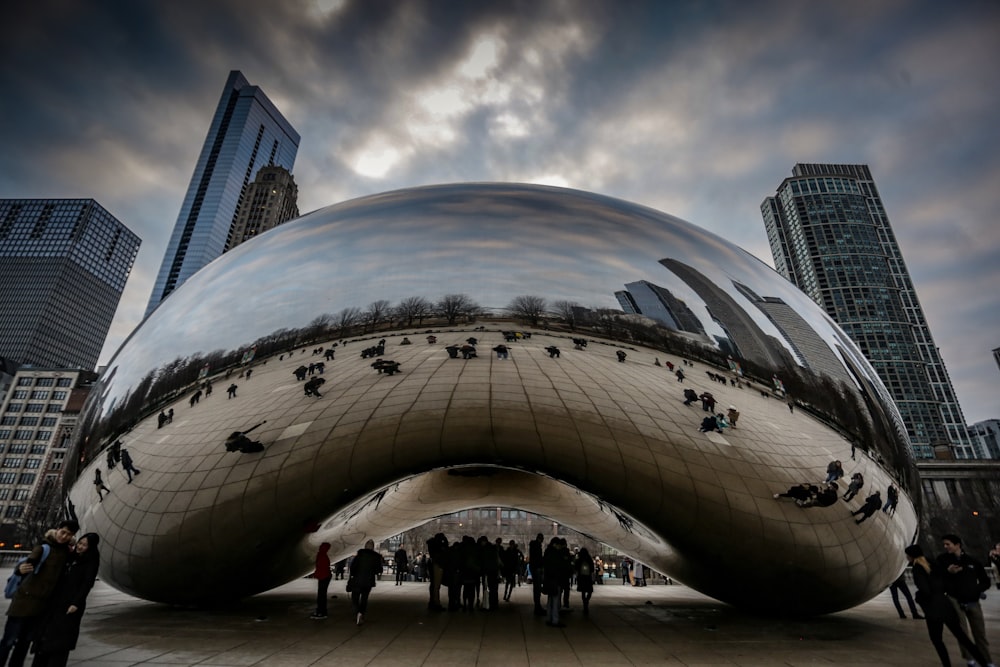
left=67, top=183, right=918, bottom=613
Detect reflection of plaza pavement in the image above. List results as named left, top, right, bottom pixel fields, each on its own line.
left=12, top=571, right=997, bottom=666
left=97, top=324, right=914, bottom=610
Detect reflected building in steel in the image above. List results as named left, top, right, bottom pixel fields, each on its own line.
left=69, top=184, right=918, bottom=615
left=145, top=71, right=299, bottom=317
left=762, top=164, right=973, bottom=459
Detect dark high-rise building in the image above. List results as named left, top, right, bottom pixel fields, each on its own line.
left=146, top=71, right=299, bottom=317
left=0, top=199, right=140, bottom=370
left=225, top=166, right=299, bottom=251
left=762, top=164, right=972, bottom=459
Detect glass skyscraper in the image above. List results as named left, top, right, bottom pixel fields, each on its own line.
left=145, top=71, right=299, bottom=317
left=762, top=163, right=973, bottom=459
left=0, top=199, right=140, bottom=371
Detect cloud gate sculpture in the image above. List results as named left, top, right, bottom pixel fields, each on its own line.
left=67, top=183, right=918, bottom=614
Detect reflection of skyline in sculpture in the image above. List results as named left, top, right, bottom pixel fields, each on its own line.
left=67, top=183, right=917, bottom=615
left=619, top=281, right=707, bottom=339
left=762, top=164, right=972, bottom=459
left=659, top=258, right=795, bottom=373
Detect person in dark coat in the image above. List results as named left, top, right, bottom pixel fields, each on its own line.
left=905, top=544, right=989, bottom=667
left=348, top=540, right=383, bottom=626
left=0, top=520, right=78, bottom=667
left=30, top=533, right=101, bottom=667
left=542, top=537, right=572, bottom=627
left=574, top=548, right=595, bottom=616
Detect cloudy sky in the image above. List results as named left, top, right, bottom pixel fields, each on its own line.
left=1, top=0, right=998, bottom=423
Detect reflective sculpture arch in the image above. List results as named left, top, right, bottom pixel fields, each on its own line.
left=67, top=183, right=918, bottom=614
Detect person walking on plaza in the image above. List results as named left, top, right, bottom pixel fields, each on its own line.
left=574, top=548, right=595, bottom=616
left=29, top=532, right=101, bottom=667
left=529, top=533, right=546, bottom=616
left=348, top=539, right=383, bottom=626
left=0, top=519, right=79, bottom=667
left=888, top=572, right=923, bottom=620
left=92, top=469, right=110, bottom=502
left=394, top=547, right=408, bottom=586
left=543, top=537, right=571, bottom=627
left=906, top=544, right=990, bottom=667
left=936, top=534, right=994, bottom=667
left=310, top=543, right=332, bottom=620
left=227, top=383, right=238, bottom=399
left=119, top=448, right=140, bottom=483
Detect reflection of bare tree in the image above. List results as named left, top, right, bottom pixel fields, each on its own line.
left=552, top=300, right=581, bottom=330
left=335, top=307, right=361, bottom=337
left=395, top=296, right=433, bottom=326
left=364, top=300, right=392, bottom=333
left=506, top=295, right=547, bottom=326
left=437, top=293, right=479, bottom=325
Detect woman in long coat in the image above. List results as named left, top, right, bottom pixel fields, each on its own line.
left=574, top=548, right=595, bottom=615
left=30, top=532, right=101, bottom=667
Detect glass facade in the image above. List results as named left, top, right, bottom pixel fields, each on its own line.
left=0, top=199, right=140, bottom=370
left=145, top=71, right=300, bottom=317
left=762, top=164, right=973, bottom=459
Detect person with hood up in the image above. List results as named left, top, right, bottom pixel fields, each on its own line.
left=28, top=532, right=99, bottom=667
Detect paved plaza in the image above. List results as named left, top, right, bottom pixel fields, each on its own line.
left=4, top=569, right=998, bottom=666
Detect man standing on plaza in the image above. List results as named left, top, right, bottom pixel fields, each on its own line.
left=529, top=533, right=546, bottom=616
left=936, top=533, right=994, bottom=667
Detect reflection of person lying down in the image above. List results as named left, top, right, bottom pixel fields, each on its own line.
left=224, top=420, right=266, bottom=453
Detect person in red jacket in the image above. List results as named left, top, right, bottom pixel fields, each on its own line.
left=309, top=543, right=332, bottom=620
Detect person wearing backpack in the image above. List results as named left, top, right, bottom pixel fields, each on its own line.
left=0, top=519, right=78, bottom=667
left=30, top=532, right=101, bottom=666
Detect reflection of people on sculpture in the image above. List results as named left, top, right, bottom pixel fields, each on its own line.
left=445, top=344, right=460, bottom=359
left=615, top=350, right=627, bottom=362
left=493, top=344, right=509, bottom=359
left=797, top=482, right=839, bottom=508
left=545, top=346, right=560, bottom=358
left=225, top=421, right=267, bottom=453
left=226, top=383, right=238, bottom=399
left=460, top=344, right=476, bottom=359
left=824, top=460, right=844, bottom=482
left=727, top=406, right=739, bottom=428
left=675, top=368, right=685, bottom=382
left=699, top=391, right=715, bottom=412
left=773, top=483, right=817, bottom=503
left=93, top=469, right=110, bottom=501
left=371, top=359, right=401, bottom=375
left=851, top=490, right=881, bottom=524
left=682, top=388, right=698, bottom=405
left=698, top=415, right=719, bottom=433
left=843, top=472, right=864, bottom=501
left=882, top=484, right=899, bottom=515
left=157, top=411, right=167, bottom=429
left=572, top=337, right=587, bottom=349
left=293, top=366, right=308, bottom=380
left=304, top=377, right=325, bottom=397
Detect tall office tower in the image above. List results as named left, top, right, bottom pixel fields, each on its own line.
left=145, top=71, right=299, bottom=317
left=0, top=199, right=140, bottom=370
left=0, top=367, right=94, bottom=543
left=968, top=420, right=1000, bottom=459
left=762, top=164, right=973, bottom=459
left=225, top=165, right=299, bottom=251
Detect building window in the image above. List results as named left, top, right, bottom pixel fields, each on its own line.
left=56, top=378, right=72, bottom=387
left=25, top=459, right=41, bottom=469
left=29, top=391, right=49, bottom=400
left=6, top=404, right=22, bottom=413
left=46, top=405, right=61, bottom=413
left=34, top=432, right=51, bottom=442
left=30, top=445, right=46, bottom=454
left=40, top=418, right=57, bottom=427
left=13, top=431, right=32, bottom=440
left=12, top=489, right=28, bottom=501
left=18, top=473, right=35, bottom=485
left=0, top=489, right=9, bottom=500
left=0, top=430, right=10, bottom=440
left=11, top=391, right=28, bottom=400
left=4, top=505, right=24, bottom=519
left=34, top=378, right=54, bottom=387
left=25, top=404, right=44, bottom=413
left=0, top=472, right=16, bottom=484
left=3, top=458, right=23, bottom=468
left=7, top=445, right=27, bottom=454
left=0, top=417, right=15, bottom=426
left=16, top=378, right=32, bottom=387
left=51, top=391, right=67, bottom=400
